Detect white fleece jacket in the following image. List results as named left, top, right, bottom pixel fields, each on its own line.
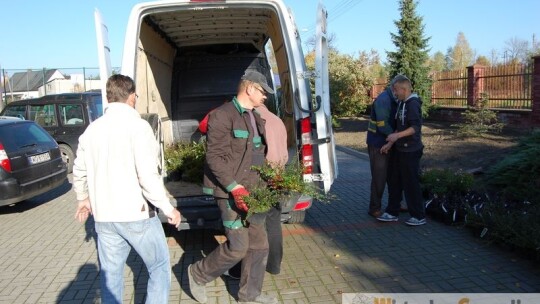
left=72, top=102, right=174, bottom=222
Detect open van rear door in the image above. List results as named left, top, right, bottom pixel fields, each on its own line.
left=314, top=3, right=338, bottom=193
left=94, top=8, right=112, bottom=108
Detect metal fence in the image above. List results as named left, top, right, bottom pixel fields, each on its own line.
left=370, top=64, right=534, bottom=110
left=431, top=69, right=468, bottom=107
left=370, top=77, right=387, bottom=100
left=479, top=64, right=532, bottom=109
left=429, top=63, right=533, bottom=110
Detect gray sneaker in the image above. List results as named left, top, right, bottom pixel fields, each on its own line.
left=376, top=212, right=398, bottom=222
left=405, top=217, right=426, bottom=226
left=188, top=264, right=207, bottom=303
left=238, top=294, right=278, bottom=304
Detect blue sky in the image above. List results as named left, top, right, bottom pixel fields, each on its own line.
left=1, top=0, right=538, bottom=70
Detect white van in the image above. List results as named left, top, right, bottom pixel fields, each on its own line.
left=95, top=0, right=337, bottom=230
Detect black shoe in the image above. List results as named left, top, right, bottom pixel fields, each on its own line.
left=224, top=262, right=241, bottom=279
left=224, top=269, right=241, bottom=280
left=266, top=268, right=280, bottom=275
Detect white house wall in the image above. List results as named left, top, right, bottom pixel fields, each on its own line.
left=38, top=79, right=102, bottom=96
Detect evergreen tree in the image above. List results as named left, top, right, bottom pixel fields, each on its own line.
left=387, top=0, right=431, bottom=108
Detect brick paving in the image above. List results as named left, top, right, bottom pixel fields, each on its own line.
left=0, top=147, right=539, bottom=303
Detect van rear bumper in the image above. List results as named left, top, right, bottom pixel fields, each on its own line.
left=159, top=205, right=223, bottom=231
left=158, top=195, right=222, bottom=231
left=0, top=168, right=68, bottom=206
left=159, top=193, right=313, bottom=231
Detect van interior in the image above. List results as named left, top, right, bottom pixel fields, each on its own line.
left=130, top=3, right=307, bottom=154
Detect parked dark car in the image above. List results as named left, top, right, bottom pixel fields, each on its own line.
left=0, top=92, right=103, bottom=172
left=0, top=119, right=68, bottom=206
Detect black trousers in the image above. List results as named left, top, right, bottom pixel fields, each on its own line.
left=265, top=206, right=283, bottom=274
left=387, top=148, right=425, bottom=219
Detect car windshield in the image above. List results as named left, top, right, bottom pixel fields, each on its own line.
left=0, top=123, right=54, bottom=153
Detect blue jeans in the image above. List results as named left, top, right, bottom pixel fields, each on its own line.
left=95, top=216, right=171, bottom=304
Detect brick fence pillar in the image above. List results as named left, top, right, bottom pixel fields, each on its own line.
left=531, top=56, right=540, bottom=126
left=467, top=64, right=486, bottom=107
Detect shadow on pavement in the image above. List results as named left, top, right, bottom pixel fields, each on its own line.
left=169, top=228, right=241, bottom=301
left=66, top=215, right=166, bottom=304
left=56, top=263, right=99, bottom=303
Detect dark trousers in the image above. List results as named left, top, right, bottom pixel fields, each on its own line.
left=368, top=144, right=391, bottom=213
left=265, top=206, right=283, bottom=274
left=387, top=148, right=425, bottom=219
left=191, top=199, right=269, bottom=302
left=229, top=205, right=283, bottom=275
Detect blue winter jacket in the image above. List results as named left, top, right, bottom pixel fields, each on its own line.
left=366, top=87, right=398, bottom=148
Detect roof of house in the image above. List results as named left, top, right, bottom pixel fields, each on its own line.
left=10, top=70, right=64, bottom=92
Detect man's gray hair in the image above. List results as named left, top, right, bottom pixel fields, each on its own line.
left=390, top=74, right=410, bottom=87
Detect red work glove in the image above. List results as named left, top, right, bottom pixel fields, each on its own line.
left=231, top=187, right=249, bottom=212
left=198, top=113, right=210, bottom=134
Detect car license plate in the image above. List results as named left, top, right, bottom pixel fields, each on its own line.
left=29, top=152, right=51, bottom=164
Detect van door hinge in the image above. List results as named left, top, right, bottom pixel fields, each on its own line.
left=312, top=137, right=331, bottom=145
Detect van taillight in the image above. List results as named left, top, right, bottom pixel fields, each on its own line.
left=300, top=117, right=313, bottom=174
left=293, top=200, right=310, bottom=211
left=0, top=143, right=12, bottom=173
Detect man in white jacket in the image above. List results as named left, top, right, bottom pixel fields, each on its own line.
left=73, top=74, right=181, bottom=303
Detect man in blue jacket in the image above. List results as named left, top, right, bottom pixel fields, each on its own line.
left=366, top=75, right=405, bottom=217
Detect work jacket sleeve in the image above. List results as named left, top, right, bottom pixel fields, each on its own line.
left=205, top=108, right=238, bottom=192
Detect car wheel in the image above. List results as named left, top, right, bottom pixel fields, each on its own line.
left=59, top=144, right=74, bottom=173
left=286, top=210, right=306, bottom=224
